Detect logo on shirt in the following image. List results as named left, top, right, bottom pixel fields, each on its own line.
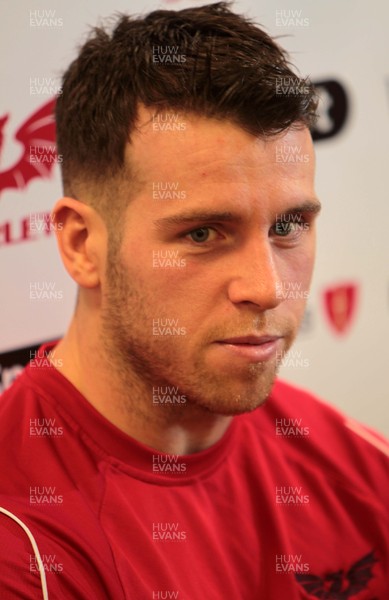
left=295, top=550, right=378, bottom=598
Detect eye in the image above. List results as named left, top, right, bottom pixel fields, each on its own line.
left=186, top=227, right=213, bottom=243
left=271, top=218, right=309, bottom=239
left=273, top=222, right=296, bottom=237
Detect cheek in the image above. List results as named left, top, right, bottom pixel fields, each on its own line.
left=148, top=264, right=214, bottom=321
left=278, top=231, right=316, bottom=284
left=301, top=235, right=317, bottom=285
left=119, top=239, right=209, bottom=318
left=274, top=242, right=315, bottom=318
left=278, top=256, right=313, bottom=288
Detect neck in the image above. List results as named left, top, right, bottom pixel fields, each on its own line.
left=51, top=310, right=232, bottom=455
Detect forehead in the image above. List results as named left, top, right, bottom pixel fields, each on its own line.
left=126, top=106, right=316, bottom=203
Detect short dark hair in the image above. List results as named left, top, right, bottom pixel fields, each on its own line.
left=56, top=2, right=317, bottom=207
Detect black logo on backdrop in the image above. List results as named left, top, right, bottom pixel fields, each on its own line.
left=311, top=79, right=349, bottom=142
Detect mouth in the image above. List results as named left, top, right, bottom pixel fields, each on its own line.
left=214, top=335, right=282, bottom=362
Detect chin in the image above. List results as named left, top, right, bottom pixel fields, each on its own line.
left=207, top=403, right=265, bottom=417
left=200, top=388, right=273, bottom=417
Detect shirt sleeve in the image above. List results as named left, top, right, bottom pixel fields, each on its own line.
left=0, top=512, right=45, bottom=600
left=0, top=508, right=120, bottom=600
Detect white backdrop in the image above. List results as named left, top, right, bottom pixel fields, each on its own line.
left=0, top=0, right=388, bottom=436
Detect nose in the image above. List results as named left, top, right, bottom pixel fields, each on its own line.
left=227, top=237, right=282, bottom=310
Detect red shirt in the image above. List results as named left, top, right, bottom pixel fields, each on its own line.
left=0, top=342, right=388, bottom=599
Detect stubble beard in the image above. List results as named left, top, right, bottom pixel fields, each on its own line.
left=100, top=251, right=296, bottom=420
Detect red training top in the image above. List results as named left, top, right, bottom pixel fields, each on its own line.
left=0, top=342, right=388, bottom=599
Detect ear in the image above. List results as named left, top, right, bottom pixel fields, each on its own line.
left=51, top=197, right=107, bottom=288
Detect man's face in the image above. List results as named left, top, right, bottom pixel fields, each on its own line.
left=101, top=107, right=320, bottom=416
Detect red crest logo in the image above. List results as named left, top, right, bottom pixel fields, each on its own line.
left=0, top=98, right=57, bottom=195
left=323, top=283, right=358, bottom=335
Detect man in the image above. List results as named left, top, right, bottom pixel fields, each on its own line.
left=0, top=3, right=388, bottom=598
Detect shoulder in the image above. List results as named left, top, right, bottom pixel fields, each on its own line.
left=0, top=506, right=48, bottom=599
left=0, top=367, right=123, bottom=599
left=271, top=378, right=389, bottom=459
left=0, top=502, right=123, bottom=599
left=241, top=379, right=389, bottom=501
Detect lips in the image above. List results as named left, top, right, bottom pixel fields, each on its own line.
left=214, top=334, right=282, bottom=362
left=218, top=335, right=280, bottom=345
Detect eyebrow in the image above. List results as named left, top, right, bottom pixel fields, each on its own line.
left=153, top=211, right=241, bottom=229
left=152, top=200, right=321, bottom=229
left=283, top=200, right=322, bottom=215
